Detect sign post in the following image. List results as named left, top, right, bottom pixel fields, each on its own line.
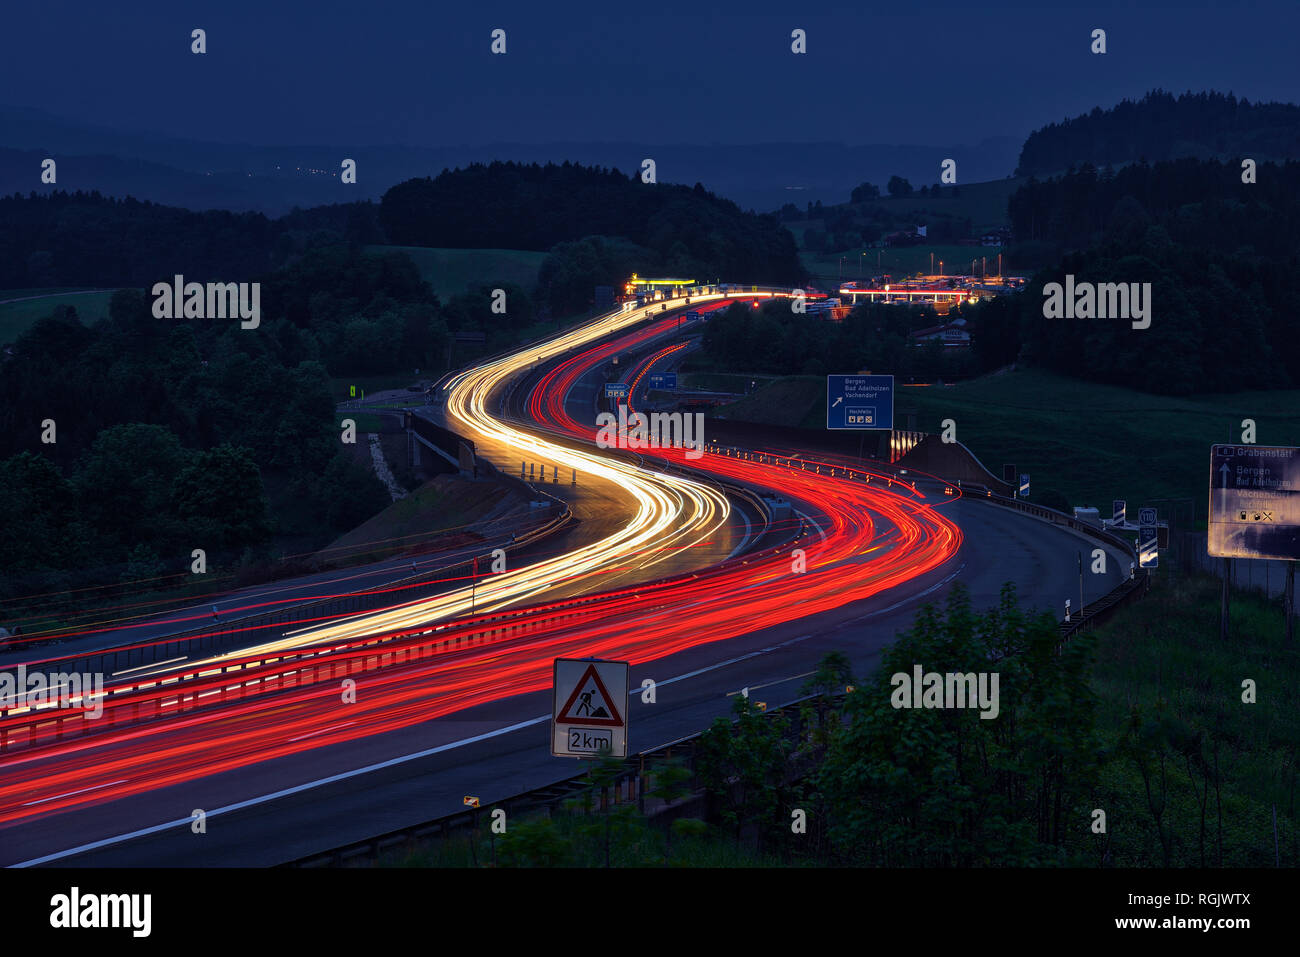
left=1209, top=445, right=1300, bottom=642
left=552, top=658, right=629, bottom=758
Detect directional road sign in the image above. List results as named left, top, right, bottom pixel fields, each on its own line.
left=1208, top=445, right=1300, bottom=560
left=604, top=382, right=629, bottom=400
left=826, top=375, right=894, bottom=430
left=1113, top=500, right=1126, bottom=524
left=552, top=658, right=629, bottom=758
left=646, top=373, right=677, bottom=390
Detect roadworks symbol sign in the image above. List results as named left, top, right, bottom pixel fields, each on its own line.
left=556, top=664, right=624, bottom=727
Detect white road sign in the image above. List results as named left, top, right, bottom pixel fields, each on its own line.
left=1208, top=445, right=1300, bottom=561
left=552, top=658, right=629, bottom=758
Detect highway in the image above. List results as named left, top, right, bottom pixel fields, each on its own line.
left=0, top=291, right=1129, bottom=866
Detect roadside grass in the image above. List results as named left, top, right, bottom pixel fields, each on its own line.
left=1074, top=573, right=1300, bottom=866
left=712, top=368, right=1300, bottom=518
left=381, top=807, right=789, bottom=868
left=315, top=475, right=514, bottom=565
left=334, top=411, right=392, bottom=433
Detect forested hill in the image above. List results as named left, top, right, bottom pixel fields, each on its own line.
left=0, top=190, right=383, bottom=289
left=974, top=156, right=1300, bottom=395
left=379, top=161, right=804, bottom=285
left=1015, top=90, right=1300, bottom=177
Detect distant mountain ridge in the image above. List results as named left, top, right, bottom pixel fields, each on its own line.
left=0, top=104, right=1020, bottom=215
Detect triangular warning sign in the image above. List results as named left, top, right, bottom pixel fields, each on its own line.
left=556, top=664, right=624, bottom=727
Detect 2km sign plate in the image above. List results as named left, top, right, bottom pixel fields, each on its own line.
left=551, top=658, right=629, bottom=758
left=1208, top=445, right=1300, bottom=561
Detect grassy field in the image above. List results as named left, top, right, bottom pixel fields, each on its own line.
left=366, top=245, right=548, bottom=300
left=0, top=288, right=119, bottom=343
left=1080, top=574, right=1299, bottom=866
left=790, top=175, right=1022, bottom=248
left=714, top=368, right=1300, bottom=520
left=868, top=176, right=1023, bottom=232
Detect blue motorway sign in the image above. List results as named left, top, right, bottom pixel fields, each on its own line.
left=605, top=382, right=629, bottom=399
left=646, top=373, right=677, bottom=390
left=826, top=375, right=894, bottom=430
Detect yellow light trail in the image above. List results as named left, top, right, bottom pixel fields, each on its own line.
left=174, top=295, right=751, bottom=662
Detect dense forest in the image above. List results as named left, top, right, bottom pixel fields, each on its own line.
left=0, top=246, right=457, bottom=603
left=0, top=191, right=386, bottom=289
left=1016, top=90, right=1300, bottom=177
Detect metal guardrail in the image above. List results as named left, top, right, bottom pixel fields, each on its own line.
left=955, top=481, right=1150, bottom=639
left=1, top=499, right=572, bottom=685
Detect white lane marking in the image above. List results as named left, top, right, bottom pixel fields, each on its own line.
left=10, top=716, right=550, bottom=867
left=726, top=671, right=815, bottom=696
left=842, top=564, right=966, bottom=625
left=11, top=632, right=818, bottom=866
left=22, top=780, right=127, bottom=808
left=288, top=721, right=356, bottom=743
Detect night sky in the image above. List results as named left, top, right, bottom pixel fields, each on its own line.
left=2, top=0, right=1295, bottom=149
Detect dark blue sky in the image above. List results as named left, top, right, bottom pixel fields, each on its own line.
left=2, top=0, right=1295, bottom=148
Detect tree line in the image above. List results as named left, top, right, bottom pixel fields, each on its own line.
left=1015, top=90, right=1300, bottom=177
